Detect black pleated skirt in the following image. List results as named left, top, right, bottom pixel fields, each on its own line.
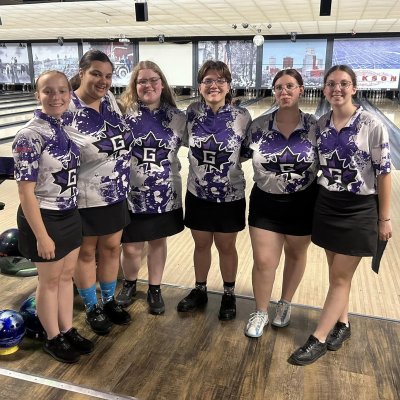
left=312, top=187, right=378, bottom=256
left=248, top=181, right=319, bottom=236
left=17, top=205, right=82, bottom=262
left=79, top=200, right=130, bottom=236
left=184, top=191, right=246, bottom=233
left=122, top=208, right=184, bottom=243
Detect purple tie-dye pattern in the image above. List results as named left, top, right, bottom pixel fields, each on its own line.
left=125, top=104, right=185, bottom=213
left=186, top=102, right=251, bottom=202
left=249, top=111, right=318, bottom=194
left=13, top=110, right=80, bottom=210
left=317, top=107, right=391, bottom=194
left=65, top=92, right=133, bottom=207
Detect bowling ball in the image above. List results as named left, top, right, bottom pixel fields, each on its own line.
left=0, top=309, right=25, bottom=355
left=0, top=228, right=21, bottom=257
left=19, top=295, right=45, bottom=340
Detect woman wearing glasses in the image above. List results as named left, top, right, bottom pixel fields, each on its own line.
left=177, top=60, right=251, bottom=320
left=243, top=68, right=319, bottom=338
left=289, top=65, right=392, bottom=365
left=64, top=50, right=132, bottom=335
left=115, top=61, right=185, bottom=314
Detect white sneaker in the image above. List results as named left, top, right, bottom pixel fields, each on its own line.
left=271, top=300, right=291, bottom=327
left=245, top=311, right=269, bottom=338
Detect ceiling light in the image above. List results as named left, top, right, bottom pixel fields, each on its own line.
left=242, top=23, right=249, bottom=29
left=253, top=29, right=264, bottom=47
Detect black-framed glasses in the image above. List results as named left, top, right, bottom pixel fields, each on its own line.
left=201, top=78, right=228, bottom=86
left=325, top=81, right=353, bottom=89
left=273, top=83, right=301, bottom=93
left=137, top=77, right=161, bottom=86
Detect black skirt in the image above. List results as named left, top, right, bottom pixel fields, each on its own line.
left=184, top=191, right=246, bottom=233
left=312, top=187, right=378, bottom=257
left=248, top=181, right=319, bottom=236
left=121, top=208, right=184, bottom=243
left=79, top=200, right=130, bottom=236
left=17, top=205, right=82, bottom=262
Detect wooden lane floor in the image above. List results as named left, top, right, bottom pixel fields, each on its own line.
left=0, top=279, right=399, bottom=400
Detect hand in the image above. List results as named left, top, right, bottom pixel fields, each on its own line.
left=379, top=220, right=393, bottom=241
left=37, top=235, right=56, bottom=260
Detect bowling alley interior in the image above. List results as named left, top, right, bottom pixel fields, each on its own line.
left=0, top=0, right=399, bottom=399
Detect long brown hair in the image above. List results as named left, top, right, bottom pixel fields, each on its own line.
left=119, top=60, right=176, bottom=112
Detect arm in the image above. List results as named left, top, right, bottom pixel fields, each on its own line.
left=18, top=181, right=55, bottom=260
left=377, top=172, right=392, bottom=241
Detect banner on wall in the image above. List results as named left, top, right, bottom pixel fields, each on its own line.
left=0, top=43, right=30, bottom=84
left=198, top=41, right=257, bottom=88
left=32, top=43, right=79, bottom=80
left=83, top=42, right=134, bottom=86
left=262, top=39, right=327, bottom=88
left=333, top=38, right=400, bottom=90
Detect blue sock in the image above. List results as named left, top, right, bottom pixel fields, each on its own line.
left=100, top=280, right=116, bottom=304
left=77, top=284, right=98, bottom=311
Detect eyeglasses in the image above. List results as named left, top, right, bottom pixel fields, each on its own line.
left=136, top=77, right=161, bottom=86
left=325, top=81, right=353, bottom=89
left=201, top=78, right=228, bottom=86
left=273, top=83, right=300, bottom=93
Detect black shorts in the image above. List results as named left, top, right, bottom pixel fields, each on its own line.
left=248, top=181, right=318, bottom=236
left=122, top=208, right=184, bottom=243
left=17, top=205, right=82, bottom=262
left=312, top=187, right=378, bottom=257
left=79, top=200, right=130, bottom=236
left=184, top=191, right=246, bottom=233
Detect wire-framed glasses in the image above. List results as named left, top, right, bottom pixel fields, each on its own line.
left=273, top=83, right=300, bottom=93
left=201, top=78, right=228, bottom=86
left=325, top=81, right=353, bottom=89
left=137, top=77, right=161, bottom=86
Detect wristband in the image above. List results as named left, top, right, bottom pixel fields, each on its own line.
left=379, top=218, right=390, bottom=222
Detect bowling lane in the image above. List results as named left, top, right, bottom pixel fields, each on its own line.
left=368, top=98, right=400, bottom=128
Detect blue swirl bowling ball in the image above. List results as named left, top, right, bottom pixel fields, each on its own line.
left=0, top=309, right=25, bottom=355
left=19, top=295, right=46, bottom=340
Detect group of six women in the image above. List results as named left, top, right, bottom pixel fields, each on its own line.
left=12, top=49, right=392, bottom=367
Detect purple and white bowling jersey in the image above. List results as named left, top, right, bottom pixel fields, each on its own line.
left=245, top=110, right=319, bottom=194
left=185, top=102, right=252, bottom=202
left=317, top=106, right=391, bottom=194
left=12, top=110, right=80, bottom=210
left=125, top=103, right=186, bottom=213
left=63, top=91, right=133, bottom=208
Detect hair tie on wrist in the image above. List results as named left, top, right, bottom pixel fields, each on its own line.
left=379, top=218, right=390, bottom=222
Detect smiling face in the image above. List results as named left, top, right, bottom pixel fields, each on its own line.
left=273, top=74, right=303, bottom=109
left=198, top=69, right=230, bottom=110
left=36, top=72, right=71, bottom=119
left=136, top=68, right=164, bottom=110
left=323, top=70, right=357, bottom=108
left=79, top=60, right=113, bottom=102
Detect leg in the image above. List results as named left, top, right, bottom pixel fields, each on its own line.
left=272, top=235, right=311, bottom=328
left=146, top=238, right=168, bottom=315
left=245, top=227, right=284, bottom=337
left=116, top=242, right=144, bottom=307
left=249, top=227, right=284, bottom=311
left=57, top=248, right=79, bottom=332
left=176, top=230, right=212, bottom=312
left=314, top=252, right=360, bottom=341
left=98, top=230, right=131, bottom=325
left=147, top=238, right=167, bottom=285
left=121, top=241, right=145, bottom=281
left=74, top=235, right=98, bottom=290
left=280, top=235, right=311, bottom=302
left=35, top=259, right=65, bottom=339
left=191, top=229, right=213, bottom=282
left=214, top=232, right=238, bottom=283
left=289, top=252, right=360, bottom=365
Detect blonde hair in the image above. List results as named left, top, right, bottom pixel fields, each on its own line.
left=120, top=60, right=176, bottom=112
